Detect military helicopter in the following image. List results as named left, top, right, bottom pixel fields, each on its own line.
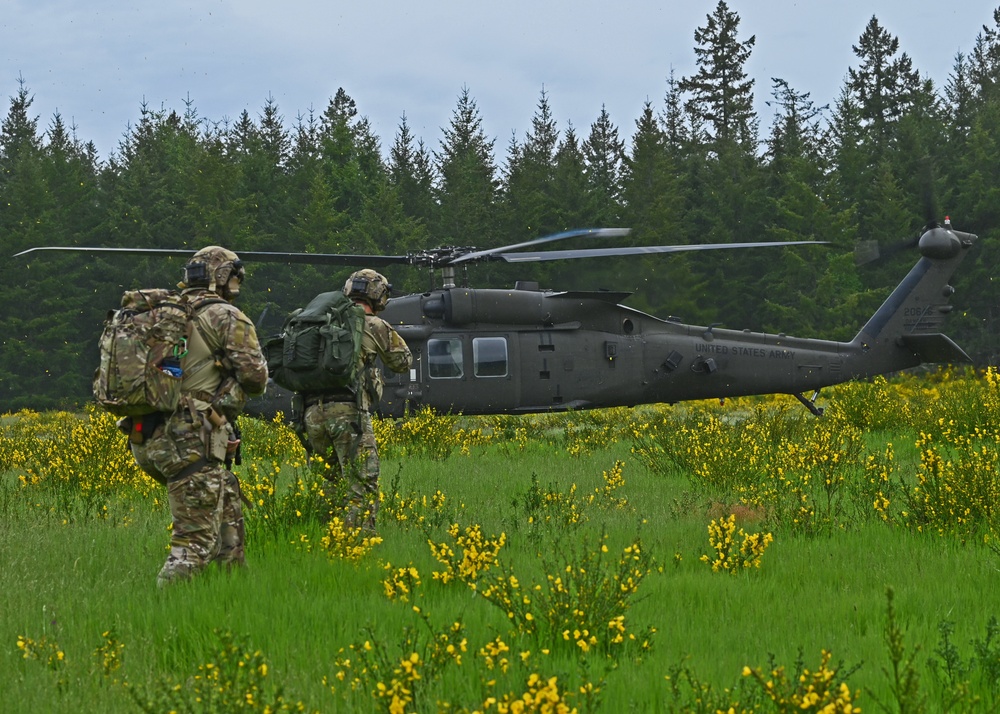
left=15, top=221, right=978, bottom=419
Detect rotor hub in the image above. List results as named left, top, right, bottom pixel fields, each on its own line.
left=918, top=226, right=962, bottom=259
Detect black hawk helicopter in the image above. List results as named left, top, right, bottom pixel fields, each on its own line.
left=15, top=222, right=977, bottom=419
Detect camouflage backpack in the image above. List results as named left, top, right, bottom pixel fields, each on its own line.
left=92, top=289, right=196, bottom=416
left=264, top=290, right=366, bottom=394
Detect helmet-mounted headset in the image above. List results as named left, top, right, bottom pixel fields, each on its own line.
left=181, top=246, right=245, bottom=298
left=343, top=269, right=392, bottom=312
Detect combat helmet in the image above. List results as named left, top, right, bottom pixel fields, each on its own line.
left=181, top=246, right=245, bottom=299
left=344, top=269, right=392, bottom=312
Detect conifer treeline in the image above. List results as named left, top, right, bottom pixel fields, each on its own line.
left=2, top=2, right=1000, bottom=410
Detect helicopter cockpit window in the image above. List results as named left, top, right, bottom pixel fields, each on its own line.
left=427, top=338, right=464, bottom=379
left=473, top=337, right=508, bottom=378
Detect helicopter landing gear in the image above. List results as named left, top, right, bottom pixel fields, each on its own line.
left=794, top=391, right=825, bottom=417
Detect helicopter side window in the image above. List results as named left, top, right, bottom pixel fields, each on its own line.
left=473, top=337, right=508, bottom=378
left=427, top=338, right=464, bottom=379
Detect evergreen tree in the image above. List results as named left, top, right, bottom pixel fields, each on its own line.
left=960, top=8, right=1000, bottom=227
left=763, top=78, right=842, bottom=250
left=851, top=158, right=930, bottom=295
left=286, top=105, right=323, bottom=246
left=528, top=122, right=614, bottom=293
left=581, top=105, right=625, bottom=226
left=760, top=80, right=861, bottom=336
left=846, top=16, right=922, bottom=156
left=501, top=88, right=561, bottom=242
left=620, top=102, right=678, bottom=238
left=388, top=112, right=437, bottom=232
left=0, top=77, right=45, bottom=254
left=313, top=87, right=387, bottom=253
left=107, top=101, right=223, bottom=252
left=618, top=101, right=695, bottom=317
left=671, top=2, right=771, bottom=327
left=663, top=70, right=696, bottom=153
left=660, top=70, right=701, bottom=248
left=823, top=86, right=866, bottom=224
left=353, top=179, right=426, bottom=284
left=0, top=79, right=110, bottom=408
left=289, top=89, right=419, bottom=299
left=270, top=86, right=406, bottom=292
left=551, top=123, right=599, bottom=231
left=434, top=87, right=499, bottom=250
left=691, top=141, right=771, bottom=330
left=225, top=97, right=313, bottom=320
left=186, top=110, right=243, bottom=248
left=289, top=106, right=322, bottom=173
left=678, top=0, right=758, bottom=150
left=102, top=96, right=247, bottom=299
left=892, top=78, right=947, bottom=221
left=228, top=96, right=294, bottom=247
left=275, top=96, right=364, bottom=306
left=969, top=8, right=1000, bottom=104
left=276, top=104, right=363, bottom=306
left=947, top=99, right=1000, bottom=362
left=836, top=17, right=946, bottom=294
left=944, top=53, right=976, bottom=148
left=764, top=79, right=826, bottom=175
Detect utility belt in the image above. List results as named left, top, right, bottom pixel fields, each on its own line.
left=304, top=390, right=356, bottom=408
left=120, top=394, right=240, bottom=466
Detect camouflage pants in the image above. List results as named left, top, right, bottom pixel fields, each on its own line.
left=128, top=409, right=245, bottom=586
left=158, top=465, right=244, bottom=587
left=303, top=401, right=380, bottom=529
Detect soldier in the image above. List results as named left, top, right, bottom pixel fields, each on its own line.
left=302, top=269, right=412, bottom=531
left=128, top=246, right=268, bottom=587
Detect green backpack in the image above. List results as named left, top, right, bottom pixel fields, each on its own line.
left=265, top=291, right=366, bottom=394
left=92, top=289, right=194, bottom=416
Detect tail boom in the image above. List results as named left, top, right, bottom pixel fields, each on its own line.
left=850, top=224, right=977, bottom=375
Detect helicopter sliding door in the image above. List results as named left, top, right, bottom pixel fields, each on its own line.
left=422, top=334, right=519, bottom=415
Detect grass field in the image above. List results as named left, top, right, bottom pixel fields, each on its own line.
left=4, top=369, right=1000, bottom=712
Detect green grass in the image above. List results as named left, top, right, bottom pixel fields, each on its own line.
left=4, top=399, right=1000, bottom=712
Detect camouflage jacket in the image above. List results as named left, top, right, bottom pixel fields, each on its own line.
left=182, top=289, right=268, bottom=415
left=360, top=313, right=412, bottom=411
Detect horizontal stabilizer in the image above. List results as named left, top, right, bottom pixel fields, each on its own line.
left=899, top=333, right=972, bottom=364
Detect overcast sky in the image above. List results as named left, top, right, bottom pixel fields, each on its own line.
left=3, top=1, right=998, bottom=162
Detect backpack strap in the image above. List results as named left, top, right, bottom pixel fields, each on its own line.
left=182, top=295, right=229, bottom=374
left=351, top=302, right=368, bottom=413
left=189, top=296, right=253, bottom=418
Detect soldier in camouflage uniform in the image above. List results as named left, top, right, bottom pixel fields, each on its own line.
left=303, top=269, right=412, bottom=531
left=127, top=246, right=268, bottom=587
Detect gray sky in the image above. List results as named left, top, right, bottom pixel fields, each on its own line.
left=3, top=1, right=998, bottom=161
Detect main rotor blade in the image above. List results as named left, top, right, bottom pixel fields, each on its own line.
left=13, top=245, right=410, bottom=267
left=14, top=246, right=201, bottom=259
left=237, top=251, right=410, bottom=267
left=14, top=236, right=827, bottom=268
left=494, top=240, right=829, bottom=263
left=450, top=228, right=632, bottom=264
